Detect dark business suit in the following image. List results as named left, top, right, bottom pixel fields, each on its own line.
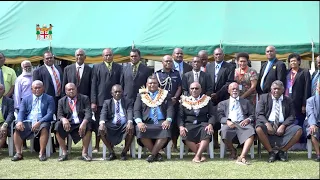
left=182, top=62, right=193, bottom=75
left=182, top=70, right=213, bottom=96
left=206, top=61, right=235, bottom=106
left=33, top=64, right=63, bottom=111
left=120, top=63, right=153, bottom=102
left=62, top=64, right=92, bottom=97
left=257, top=59, right=287, bottom=95
left=0, top=96, right=15, bottom=126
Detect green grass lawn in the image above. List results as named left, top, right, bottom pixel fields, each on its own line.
left=0, top=139, right=319, bottom=179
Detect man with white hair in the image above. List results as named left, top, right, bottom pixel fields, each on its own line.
left=13, top=60, right=33, bottom=149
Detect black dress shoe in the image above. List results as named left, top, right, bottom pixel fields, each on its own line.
left=314, top=155, right=320, bottom=162
left=156, top=153, right=163, bottom=162
left=39, top=154, right=47, bottom=161
left=106, top=153, right=117, bottom=161
left=58, top=154, right=68, bottom=161
left=146, top=154, right=156, bottom=163
left=120, top=152, right=127, bottom=161
left=11, top=153, right=23, bottom=161
left=268, top=151, right=277, bottom=163
left=277, top=150, right=287, bottom=162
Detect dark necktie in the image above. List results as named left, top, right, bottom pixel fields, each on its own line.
left=132, top=65, right=137, bottom=77
left=273, top=99, right=280, bottom=131
left=116, top=101, right=121, bottom=125
left=76, top=66, right=81, bottom=86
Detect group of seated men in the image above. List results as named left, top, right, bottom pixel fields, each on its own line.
left=0, top=77, right=319, bottom=165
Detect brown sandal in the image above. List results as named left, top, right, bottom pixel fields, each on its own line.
left=236, top=156, right=250, bottom=165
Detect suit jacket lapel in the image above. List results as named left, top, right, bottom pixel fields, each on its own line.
left=190, top=72, right=194, bottom=84
left=44, top=66, right=54, bottom=87
left=216, top=62, right=225, bottom=86
left=282, top=98, right=286, bottom=118
left=199, top=71, right=204, bottom=84
left=121, top=98, right=127, bottom=117
left=2, top=98, right=6, bottom=116
left=292, top=68, right=302, bottom=86
left=134, top=63, right=142, bottom=80
left=225, top=99, right=230, bottom=118
left=314, top=97, right=319, bottom=119
left=267, top=94, right=273, bottom=118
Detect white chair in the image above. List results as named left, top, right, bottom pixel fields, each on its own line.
left=307, top=138, right=312, bottom=159
left=179, top=135, right=214, bottom=159
left=102, top=135, right=136, bottom=160
left=220, top=136, right=254, bottom=159
left=137, top=139, right=173, bottom=159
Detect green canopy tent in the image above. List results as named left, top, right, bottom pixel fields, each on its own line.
left=0, top=1, right=319, bottom=64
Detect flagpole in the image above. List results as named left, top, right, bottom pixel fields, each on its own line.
left=310, top=39, right=315, bottom=74
left=132, top=40, right=135, bottom=49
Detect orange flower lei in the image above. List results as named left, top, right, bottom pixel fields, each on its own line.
left=139, top=87, right=168, bottom=108
left=180, top=94, right=211, bottom=110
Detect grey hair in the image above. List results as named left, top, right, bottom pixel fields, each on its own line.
left=21, top=60, right=31, bottom=68
left=32, top=80, right=43, bottom=87
left=271, top=80, right=284, bottom=88
left=75, top=48, right=86, bottom=56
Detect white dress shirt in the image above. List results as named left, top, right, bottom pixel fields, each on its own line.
left=228, top=96, right=244, bottom=122
left=45, top=64, right=61, bottom=97
left=112, top=99, right=127, bottom=125
left=193, top=70, right=200, bottom=82
left=268, top=95, right=284, bottom=123
left=76, top=63, right=85, bottom=79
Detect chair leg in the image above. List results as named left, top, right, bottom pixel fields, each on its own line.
left=130, top=137, right=136, bottom=158
left=307, top=138, right=312, bottom=159
left=88, top=139, right=93, bottom=158
left=250, top=143, right=254, bottom=159
left=258, top=140, right=261, bottom=159
left=209, top=135, right=214, bottom=159
left=30, top=139, right=34, bottom=153
left=8, top=136, right=14, bottom=156
left=138, top=145, right=142, bottom=159
left=46, top=134, right=52, bottom=157
left=102, top=144, right=107, bottom=160
left=180, top=137, right=184, bottom=159
left=67, top=135, right=72, bottom=153
left=220, top=138, right=225, bottom=158
left=166, top=140, right=172, bottom=159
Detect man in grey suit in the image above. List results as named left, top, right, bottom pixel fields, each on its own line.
left=91, top=48, right=122, bottom=152
left=217, top=82, right=255, bottom=165
left=182, top=56, right=212, bottom=96
left=0, top=84, right=15, bottom=149
left=62, top=49, right=92, bottom=97
left=305, top=82, right=320, bottom=161
left=256, top=80, right=302, bottom=163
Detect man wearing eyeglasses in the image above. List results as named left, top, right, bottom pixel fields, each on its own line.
left=257, top=46, right=287, bottom=95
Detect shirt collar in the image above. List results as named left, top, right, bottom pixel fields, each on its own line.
left=161, top=69, right=174, bottom=73
left=149, top=90, right=158, bottom=96
left=230, top=96, right=240, bottom=101
left=193, top=69, right=200, bottom=73
left=272, top=94, right=283, bottom=101
left=76, top=63, right=85, bottom=69
left=33, top=94, right=43, bottom=100
left=67, top=96, right=77, bottom=101
left=215, top=61, right=223, bottom=67
left=113, top=98, right=121, bottom=104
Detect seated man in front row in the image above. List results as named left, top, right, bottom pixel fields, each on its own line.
left=55, top=83, right=92, bottom=161
left=217, top=82, right=255, bottom=165
left=12, top=80, right=55, bottom=161
left=178, top=82, right=214, bottom=163
left=134, top=75, right=174, bottom=163
left=305, top=82, right=320, bottom=162
left=99, top=84, right=134, bottom=161
left=256, top=80, right=302, bottom=163
left=0, top=84, right=15, bottom=150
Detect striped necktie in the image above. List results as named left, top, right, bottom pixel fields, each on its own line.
left=312, top=71, right=319, bottom=96
left=152, top=107, right=158, bottom=124
left=273, top=100, right=280, bottom=131
left=116, top=101, right=121, bottom=125
left=51, top=66, right=61, bottom=96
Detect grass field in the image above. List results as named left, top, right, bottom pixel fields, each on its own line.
left=0, top=139, right=319, bottom=179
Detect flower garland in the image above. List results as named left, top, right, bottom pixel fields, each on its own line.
left=180, top=94, right=211, bottom=110
left=139, top=87, right=168, bottom=107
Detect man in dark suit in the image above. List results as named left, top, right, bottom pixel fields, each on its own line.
left=255, top=80, right=302, bottom=163
left=12, top=80, right=55, bottom=161
left=172, top=48, right=192, bottom=78
left=217, top=82, right=255, bottom=165
left=182, top=56, right=213, bottom=96
left=33, top=51, right=63, bottom=109
left=198, top=50, right=210, bottom=72
left=257, top=46, right=287, bottom=95
left=134, top=75, right=174, bottom=162
left=206, top=48, right=235, bottom=147
left=55, top=83, right=92, bottom=161
left=120, top=48, right=153, bottom=102
left=305, top=83, right=320, bottom=161
left=311, top=55, right=320, bottom=96
left=91, top=48, right=123, bottom=152
left=99, top=84, right=134, bottom=161
left=62, top=49, right=92, bottom=97
left=0, top=83, right=15, bottom=149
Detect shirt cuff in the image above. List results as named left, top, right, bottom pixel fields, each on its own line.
left=166, top=118, right=172, bottom=123
left=135, top=118, right=142, bottom=124
left=99, top=121, right=105, bottom=125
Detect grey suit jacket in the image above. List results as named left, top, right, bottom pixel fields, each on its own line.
left=1, top=96, right=15, bottom=125
left=256, top=93, right=295, bottom=126
left=99, top=97, right=133, bottom=123
left=182, top=71, right=213, bottom=96
left=306, top=96, right=320, bottom=126
left=217, top=97, right=255, bottom=124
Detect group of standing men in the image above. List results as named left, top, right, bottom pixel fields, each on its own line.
left=0, top=45, right=319, bottom=163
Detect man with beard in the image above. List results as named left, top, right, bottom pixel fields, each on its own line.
left=14, top=60, right=34, bottom=149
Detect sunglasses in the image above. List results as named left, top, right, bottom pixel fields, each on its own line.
left=190, top=87, right=199, bottom=90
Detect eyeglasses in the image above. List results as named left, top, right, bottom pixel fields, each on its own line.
left=190, top=87, right=199, bottom=90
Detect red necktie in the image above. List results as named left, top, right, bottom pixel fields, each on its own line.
left=51, top=66, right=61, bottom=96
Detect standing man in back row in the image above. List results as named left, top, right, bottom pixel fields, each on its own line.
left=257, top=45, right=287, bottom=95
left=91, top=48, right=122, bottom=152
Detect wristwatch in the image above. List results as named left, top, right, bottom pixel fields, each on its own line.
left=2, top=122, right=8, bottom=128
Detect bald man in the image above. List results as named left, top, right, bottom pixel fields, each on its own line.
left=257, top=46, right=287, bottom=95
left=172, top=48, right=192, bottom=78
left=91, top=48, right=123, bottom=152
left=198, top=50, right=209, bottom=72
left=311, top=55, right=320, bottom=96
left=62, top=48, right=92, bottom=97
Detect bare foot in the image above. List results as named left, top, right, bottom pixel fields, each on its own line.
left=192, top=156, right=201, bottom=163
left=200, top=156, right=206, bottom=162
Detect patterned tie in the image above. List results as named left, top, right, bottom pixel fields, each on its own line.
left=132, top=65, right=137, bottom=77
left=273, top=99, right=280, bottom=131
left=51, top=66, right=61, bottom=96
left=152, top=107, right=158, bottom=124
left=32, top=97, right=39, bottom=125
left=195, top=72, right=199, bottom=82
left=215, top=64, right=219, bottom=82
left=312, top=71, right=319, bottom=96
left=116, top=101, right=121, bottom=125
left=0, top=67, right=4, bottom=91
left=232, top=100, right=242, bottom=122
left=76, top=66, right=81, bottom=86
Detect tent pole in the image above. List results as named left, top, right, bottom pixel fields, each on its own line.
left=310, top=39, right=315, bottom=74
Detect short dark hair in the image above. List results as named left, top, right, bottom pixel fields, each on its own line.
left=287, top=53, right=301, bottom=64
left=236, top=52, right=249, bottom=61
left=130, top=48, right=141, bottom=57
left=147, top=74, right=158, bottom=83
left=43, top=50, right=53, bottom=57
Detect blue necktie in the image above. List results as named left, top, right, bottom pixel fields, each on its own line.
left=0, top=67, right=4, bottom=90
left=152, top=107, right=158, bottom=124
